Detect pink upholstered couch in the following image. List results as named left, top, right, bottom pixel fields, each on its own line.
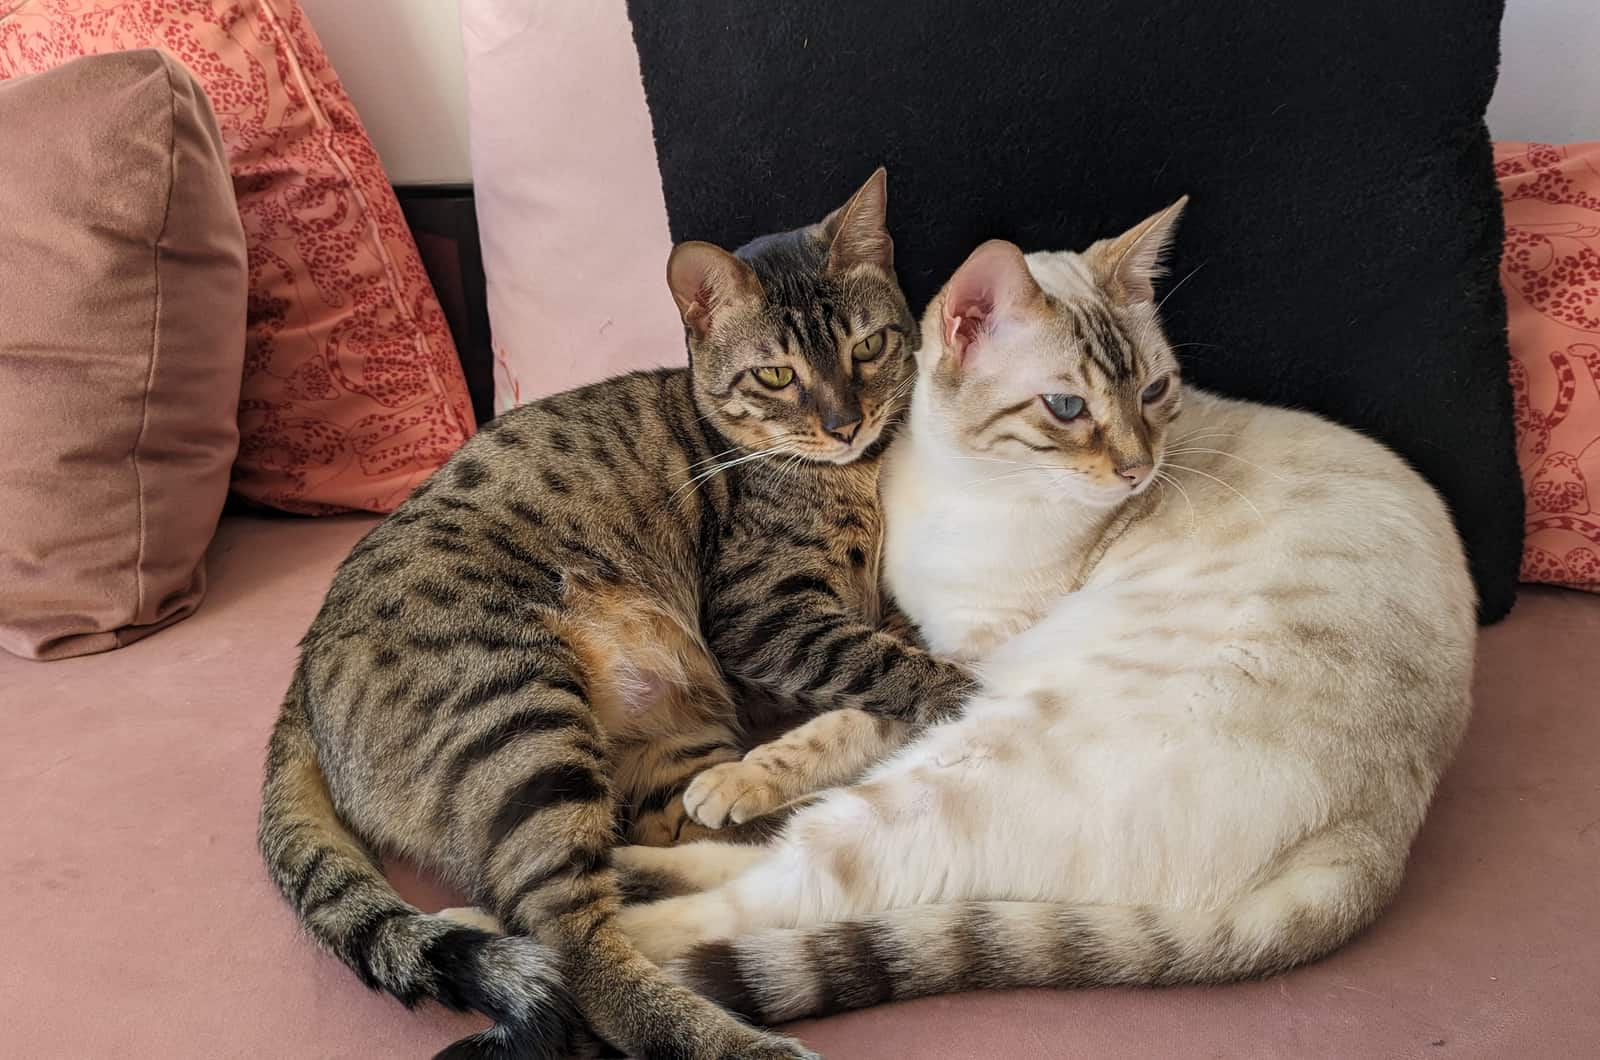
left=3, top=511, right=1597, bottom=1057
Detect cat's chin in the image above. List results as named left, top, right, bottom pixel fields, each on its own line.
left=1057, top=481, right=1142, bottom=510
left=814, top=447, right=870, bottom=466
left=810, top=429, right=888, bottom=465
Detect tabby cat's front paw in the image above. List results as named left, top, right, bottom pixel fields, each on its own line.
left=683, top=760, right=786, bottom=829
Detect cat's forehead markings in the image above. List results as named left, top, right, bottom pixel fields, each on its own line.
left=1060, top=300, right=1135, bottom=383
left=1050, top=370, right=1088, bottom=393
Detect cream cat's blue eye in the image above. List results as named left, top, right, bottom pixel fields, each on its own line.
left=1142, top=376, right=1171, bottom=403
left=1041, top=394, right=1086, bottom=422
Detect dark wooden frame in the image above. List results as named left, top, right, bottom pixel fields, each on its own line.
left=395, top=184, right=495, bottom=426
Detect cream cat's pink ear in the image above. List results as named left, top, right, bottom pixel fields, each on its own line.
left=667, top=241, right=761, bottom=339
left=822, top=167, right=893, bottom=273
left=1091, top=196, right=1189, bottom=305
left=941, top=239, right=1043, bottom=367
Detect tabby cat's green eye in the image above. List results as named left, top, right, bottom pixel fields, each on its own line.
left=852, top=330, right=887, bottom=362
left=753, top=366, right=795, bottom=389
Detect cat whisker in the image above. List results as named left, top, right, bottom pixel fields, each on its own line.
left=1168, top=428, right=1243, bottom=447
left=1154, top=261, right=1207, bottom=315
left=962, top=466, right=1065, bottom=489
left=1132, top=261, right=1208, bottom=349
left=766, top=450, right=809, bottom=489
left=1164, top=447, right=1286, bottom=482
left=955, top=453, right=1061, bottom=470
left=675, top=442, right=798, bottom=497
left=1154, top=469, right=1198, bottom=535
left=685, top=434, right=796, bottom=471
left=1163, top=461, right=1266, bottom=524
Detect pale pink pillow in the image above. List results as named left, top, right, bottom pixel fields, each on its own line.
left=459, top=0, right=679, bottom=412
left=1, top=0, right=477, bottom=514
left=1495, top=141, right=1600, bottom=593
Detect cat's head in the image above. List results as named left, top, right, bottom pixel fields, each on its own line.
left=668, top=168, right=916, bottom=464
left=916, top=198, right=1189, bottom=506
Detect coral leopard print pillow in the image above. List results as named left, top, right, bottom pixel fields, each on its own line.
left=0, top=0, right=476, bottom=513
left=1495, top=142, right=1600, bottom=592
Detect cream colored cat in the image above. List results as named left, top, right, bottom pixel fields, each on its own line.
left=594, top=199, right=1478, bottom=1023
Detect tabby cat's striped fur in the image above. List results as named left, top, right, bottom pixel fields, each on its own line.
left=257, top=170, right=973, bottom=1059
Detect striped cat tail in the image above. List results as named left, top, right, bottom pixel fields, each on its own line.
left=258, top=671, right=578, bottom=1060
left=673, top=838, right=1390, bottom=1024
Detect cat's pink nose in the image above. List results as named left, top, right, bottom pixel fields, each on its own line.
left=1117, top=463, right=1153, bottom=488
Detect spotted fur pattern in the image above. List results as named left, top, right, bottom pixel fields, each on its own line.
left=257, top=171, right=975, bottom=1059
left=611, top=202, right=1478, bottom=1023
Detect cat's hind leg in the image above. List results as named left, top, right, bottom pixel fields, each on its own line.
left=617, top=724, right=743, bottom=846
left=436, top=839, right=768, bottom=925
left=616, top=756, right=983, bottom=964
left=613, top=840, right=772, bottom=901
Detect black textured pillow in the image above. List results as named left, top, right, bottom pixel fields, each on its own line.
left=627, top=1, right=1522, bottom=622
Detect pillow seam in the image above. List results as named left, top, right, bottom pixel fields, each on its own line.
left=126, top=55, right=184, bottom=621
left=257, top=0, right=462, bottom=427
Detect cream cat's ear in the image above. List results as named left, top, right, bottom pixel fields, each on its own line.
left=940, top=239, right=1044, bottom=367
left=667, top=240, right=761, bottom=339
left=1089, top=196, right=1189, bottom=305
left=822, top=167, right=894, bottom=274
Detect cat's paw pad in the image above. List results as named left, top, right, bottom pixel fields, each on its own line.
left=437, top=906, right=504, bottom=934
left=684, top=761, right=785, bottom=829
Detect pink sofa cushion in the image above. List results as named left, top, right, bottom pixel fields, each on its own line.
left=0, top=50, right=245, bottom=661
left=1496, top=141, right=1600, bottom=593
left=458, top=0, right=680, bottom=413
left=0, top=0, right=477, bottom=515
left=1, top=517, right=1596, bottom=1054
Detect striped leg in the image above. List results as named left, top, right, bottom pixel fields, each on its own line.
left=438, top=673, right=812, bottom=1059
left=617, top=726, right=743, bottom=847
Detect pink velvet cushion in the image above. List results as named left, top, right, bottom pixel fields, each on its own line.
left=1, top=516, right=1596, bottom=1053
left=0, top=50, right=245, bottom=661
left=1, top=0, right=477, bottom=514
left=1496, top=141, right=1600, bottom=592
left=459, top=0, right=680, bottom=412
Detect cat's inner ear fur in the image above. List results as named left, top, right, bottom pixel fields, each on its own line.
left=1085, top=195, right=1189, bottom=305
left=668, top=240, right=762, bottom=339
left=822, top=166, right=893, bottom=274
left=940, top=239, right=1044, bottom=368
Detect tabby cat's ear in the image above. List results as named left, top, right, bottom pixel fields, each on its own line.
left=667, top=240, right=762, bottom=339
left=822, top=166, right=893, bottom=274
left=940, top=239, right=1044, bottom=368
left=1087, top=196, right=1189, bottom=305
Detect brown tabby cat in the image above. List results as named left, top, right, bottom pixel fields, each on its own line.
left=257, top=169, right=975, bottom=1060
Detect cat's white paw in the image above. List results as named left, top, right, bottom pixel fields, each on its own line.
left=437, top=906, right=504, bottom=934
left=684, top=760, right=786, bottom=829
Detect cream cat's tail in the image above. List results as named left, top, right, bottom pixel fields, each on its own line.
left=671, top=848, right=1394, bottom=1023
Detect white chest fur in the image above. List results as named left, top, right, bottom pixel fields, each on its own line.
left=881, top=427, right=1088, bottom=661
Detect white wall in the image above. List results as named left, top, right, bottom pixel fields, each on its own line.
left=297, top=0, right=471, bottom=185
left=299, top=0, right=1597, bottom=189
left=1488, top=0, right=1600, bottom=143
